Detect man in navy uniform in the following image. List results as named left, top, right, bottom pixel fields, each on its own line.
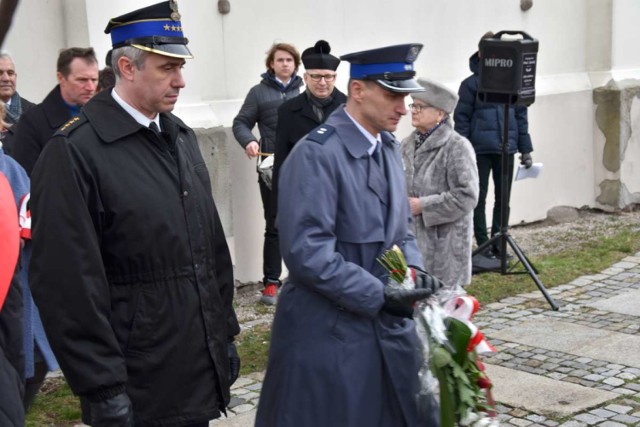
left=29, top=2, right=240, bottom=426
left=255, top=44, right=443, bottom=427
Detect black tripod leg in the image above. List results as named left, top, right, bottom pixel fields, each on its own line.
left=473, top=233, right=510, bottom=273
left=472, top=238, right=494, bottom=257
left=506, top=234, right=559, bottom=310
left=505, top=235, right=539, bottom=274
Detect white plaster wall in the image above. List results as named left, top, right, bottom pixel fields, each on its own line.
left=79, top=0, right=612, bottom=109
left=2, top=0, right=66, bottom=103
left=612, top=0, right=640, bottom=72
left=4, top=0, right=640, bottom=282
left=586, top=0, right=613, bottom=73
left=509, top=90, right=597, bottom=223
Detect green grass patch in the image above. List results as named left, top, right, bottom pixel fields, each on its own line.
left=26, top=377, right=81, bottom=427
left=26, top=322, right=274, bottom=426
left=237, top=322, right=272, bottom=375
left=468, top=228, right=640, bottom=304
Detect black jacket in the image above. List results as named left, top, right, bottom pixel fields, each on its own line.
left=0, top=274, right=25, bottom=427
left=232, top=72, right=303, bottom=154
left=2, top=95, right=35, bottom=156
left=453, top=53, right=533, bottom=155
left=13, top=86, right=72, bottom=175
left=30, top=90, right=240, bottom=426
left=271, top=89, right=346, bottom=215
left=1, top=125, right=16, bottom=156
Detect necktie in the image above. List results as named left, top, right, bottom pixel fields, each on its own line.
left=372, top=140, right=382, bottom=166
left=149, top=121, right=161, bottom=135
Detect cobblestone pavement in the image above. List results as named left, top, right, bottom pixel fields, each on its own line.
left=214, top=254, right=640, bottom=427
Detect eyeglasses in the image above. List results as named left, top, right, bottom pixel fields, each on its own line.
left=408, top=103, right=431, bottom=113
left=307, top=73, right=337, bottom=82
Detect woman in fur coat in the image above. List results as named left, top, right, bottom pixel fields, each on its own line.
left=401, top=78, right=479, bottom=289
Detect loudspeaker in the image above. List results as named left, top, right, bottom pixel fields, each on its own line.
left=478, top=30, right=538, bottom=106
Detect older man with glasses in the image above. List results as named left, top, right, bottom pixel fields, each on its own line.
left=0, top=51, right=36, bottom=155
left=271, top=40, right=347, bottom=246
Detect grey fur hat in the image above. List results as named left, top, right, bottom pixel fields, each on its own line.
left=411, top=78, right=459, bottom=114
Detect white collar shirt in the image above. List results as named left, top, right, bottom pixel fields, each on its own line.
left=111, top=88, right=161, bottom=131
left=344, top=108, right=380, bottom=155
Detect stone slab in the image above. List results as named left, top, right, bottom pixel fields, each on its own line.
left=586, top=289, right=640, bottom=317
left=486, top=364, right=618, bottom=417
left=492, top=318, right=640, bottom=368
left=210, top=410, right=256, bottom=427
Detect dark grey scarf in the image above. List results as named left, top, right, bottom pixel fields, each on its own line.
left=415, top=116, right=448, bottom=150
left=306, top=89, right=334, bottom=122
left=5, top=92, right=22, bottom=123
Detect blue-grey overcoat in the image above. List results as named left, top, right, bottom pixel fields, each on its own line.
left=255, top=106, right=431, bottom=427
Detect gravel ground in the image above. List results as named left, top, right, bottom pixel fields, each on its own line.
left=233, top=207, right=640, bottom=325
left=506, top=207, right=640, bottom=259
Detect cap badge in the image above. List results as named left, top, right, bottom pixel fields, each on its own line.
left=406, top=46, right=421, bottom=62
left=170, top=0, right=181, bottom=21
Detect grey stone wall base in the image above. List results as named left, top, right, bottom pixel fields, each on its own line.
left=596, top=179, right=640, bottom=210
left=546, top=206, right=580, bottom=224
left=593, top=79, right=640, bottom=210
left=193, top=126, right=232, bottom=236
left=235, top=281, right=263, bottom=296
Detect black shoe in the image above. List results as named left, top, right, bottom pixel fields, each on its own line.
left=472, top=252, right=502, bottom=274
left=490, top=247, right=513, bottom=261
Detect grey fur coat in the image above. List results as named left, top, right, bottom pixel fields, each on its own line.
left=401, top=121, right=479, bottom=289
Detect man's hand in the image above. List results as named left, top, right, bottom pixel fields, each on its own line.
left=410, top=266, right=445, bottom=294
left=90, top=392, right=134, bottom=427
left=382, top=287, right=433, bottom=318
left=520, top=152, right=533, bottom=169
left=408, top=197, right=421, bottom=216
left=245, top=141, right=259, bottom=158
left=228, top=342, right=241, bottom=386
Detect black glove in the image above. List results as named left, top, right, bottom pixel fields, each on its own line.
left=90, top=392, right=134, bottom=427
left=410, top=266, right=445, bottom=294
left=382, top=286, right=433, bottom=318
left=228, top=342, right=241, bottom=386
left=520, top=152, right=533, bottom=168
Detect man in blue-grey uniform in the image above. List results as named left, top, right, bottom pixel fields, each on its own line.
left=255, top=44, right=443, bottom=427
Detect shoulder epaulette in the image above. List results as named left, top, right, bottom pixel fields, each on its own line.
left=54, top=115, right=86, bottom=137
left=306, top=124, right=335, bottom=145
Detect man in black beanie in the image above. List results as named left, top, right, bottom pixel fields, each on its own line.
left=272, top=40, right=346, bottom=226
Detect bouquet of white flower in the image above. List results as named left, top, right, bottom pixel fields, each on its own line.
left=378, top=245, right=498, bottom=427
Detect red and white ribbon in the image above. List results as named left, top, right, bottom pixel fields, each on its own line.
left=443, top=295, right=496, bottom=354
left=19, top=192, right=31, bottom=240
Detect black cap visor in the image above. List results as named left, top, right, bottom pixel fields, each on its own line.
left=131, top=43, right=193, bottom=59
left=374, top=78, right=426, bottom=93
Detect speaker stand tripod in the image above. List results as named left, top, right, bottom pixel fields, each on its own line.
left=471, top=101, right=559, bottom=311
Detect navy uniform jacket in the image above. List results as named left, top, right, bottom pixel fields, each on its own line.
left=29, top=90, right=239, bottom=426
left=256, top=106, right=427, bottom=427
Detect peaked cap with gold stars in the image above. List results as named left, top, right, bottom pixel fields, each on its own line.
left=104, top=1, right=193, bottom=59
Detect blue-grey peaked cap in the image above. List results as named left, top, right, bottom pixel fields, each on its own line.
left=340, top=44, right=425, bottom=93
